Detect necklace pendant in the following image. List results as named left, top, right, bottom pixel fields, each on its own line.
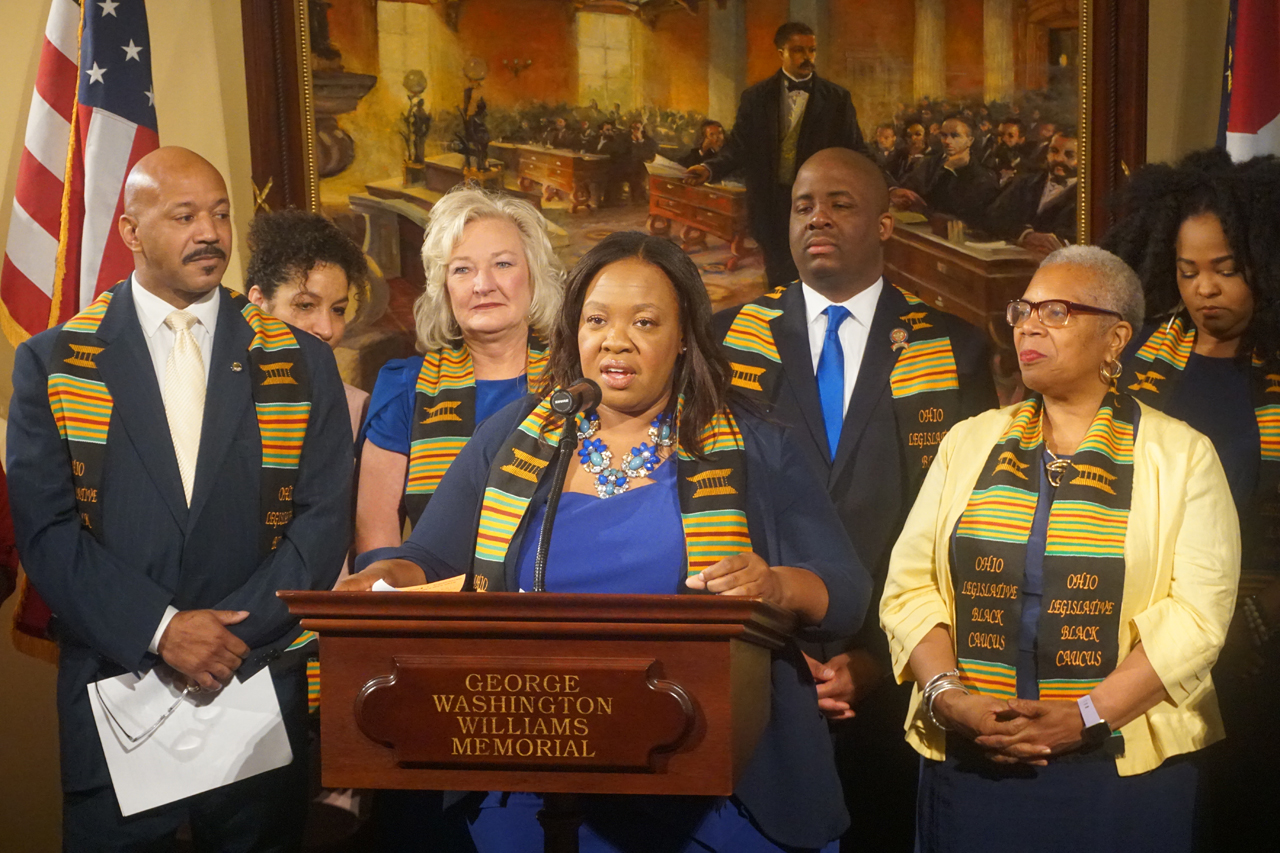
left=595, top=469, right=630, bottom=498
left=579, top=416, right=671, bottom=497
left=1045, top=458, right=1071, bottom=488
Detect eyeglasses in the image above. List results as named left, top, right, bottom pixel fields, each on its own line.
left=1006, top=299, right=1123, bottom=328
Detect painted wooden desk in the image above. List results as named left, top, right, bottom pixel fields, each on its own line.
left=491, top=142, right=615, bottom=213
left=884, top=221, right=1038, bottom=339
left=645, top=167, right=754, bottom=271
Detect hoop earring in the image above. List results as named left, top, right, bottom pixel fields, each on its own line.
left=1099, top=358, right=1123, bottom=385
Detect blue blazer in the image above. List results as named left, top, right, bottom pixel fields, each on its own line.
left=714, top=282, right=996, bottom=663
left=6, top=280, right=353, bottom=792
left=359, top=396, right=872, bottom=849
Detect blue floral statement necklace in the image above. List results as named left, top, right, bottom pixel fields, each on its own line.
left=576, top=412, right=675, bottom=498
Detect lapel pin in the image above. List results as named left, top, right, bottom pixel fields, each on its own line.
left=231, top=362, right=243, bottom=372
left=890, top=328, right=908, bottom=352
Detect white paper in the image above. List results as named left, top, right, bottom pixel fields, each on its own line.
left=650, top=153, right=684, bottom=171
left=371, top=579, right=397, bottom=591
left=645, top=159, right=689, bottom=179
left=87, top=667, right=293, bottom=816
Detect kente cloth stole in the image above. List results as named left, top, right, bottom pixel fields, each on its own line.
left=951, top=394, right=1135, bottom=702
left=721, top=283, right=960, bottom=492
left=1120, top=312, right=1280, bottom=597
left=469, top=396, right=753, bottom=592
left=38, top=285, right=312, bottom=628
left=404, top=335, right=550, bottom=525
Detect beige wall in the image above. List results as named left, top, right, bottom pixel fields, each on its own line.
left=0, top=1, right=251, bottom=845
left=1146, top=0, right=1231, bottom=164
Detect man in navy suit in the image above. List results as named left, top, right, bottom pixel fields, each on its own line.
left=716, top=149, right=996, bottom=851
left=7, top=147, right=352, bottom=851
left=684, top=21, right=866, bottom=286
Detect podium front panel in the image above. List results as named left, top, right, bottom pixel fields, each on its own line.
left=281, top=592, right=793, bottom=796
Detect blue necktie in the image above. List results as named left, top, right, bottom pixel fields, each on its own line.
left=816, top=305, right=850, bottom=461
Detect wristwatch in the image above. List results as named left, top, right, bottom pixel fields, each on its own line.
left=1077, top=694, right=1111, bottom=748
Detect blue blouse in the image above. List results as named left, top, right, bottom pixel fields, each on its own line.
left=514, top=461, right=686, bottom=594
left=361, top=355, right=528, bottom=454
left=1016, top=455, right=1058, bottom=700
left=358, top=396, right=870, bottom=850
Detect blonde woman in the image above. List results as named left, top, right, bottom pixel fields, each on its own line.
left=355, top=187, right=564, bottom=553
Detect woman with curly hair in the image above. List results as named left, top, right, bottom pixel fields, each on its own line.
left=1102, top=149, right=1280, bottom=849
left=246, top=208, right=369, bottom=438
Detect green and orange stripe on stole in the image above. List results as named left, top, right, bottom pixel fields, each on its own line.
left=41, top=288, right=316, bottom=687
left=1122, top=314, right=1280, bottom=599
left=49, top=374, right=112, bottom=444
left=950, top=396, right=1134, bottom=705
left=887, top=287, right=960, bottom=401
left=951, top=402, right=1040, bottom=699
left=470, top=396, right=753, bottom=591
left=48, top=291, right=114, bottom=445
left=404, top=339, right=550, bottom=522
left=720, top=283, right=961, bottom=495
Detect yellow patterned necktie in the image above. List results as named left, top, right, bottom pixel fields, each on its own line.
left=162, top=310, right=205, bottom=505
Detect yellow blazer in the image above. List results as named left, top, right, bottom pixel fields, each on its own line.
left=879, top=400, right=1240, bottom=776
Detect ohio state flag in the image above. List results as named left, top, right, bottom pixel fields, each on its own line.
left=1220, top=0, right=1280, bottom=159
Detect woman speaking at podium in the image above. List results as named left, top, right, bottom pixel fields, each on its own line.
left=344, top=231, right=870, bottom=852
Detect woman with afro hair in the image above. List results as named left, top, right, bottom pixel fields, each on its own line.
left=1102, top=148, right=1280, bottom=848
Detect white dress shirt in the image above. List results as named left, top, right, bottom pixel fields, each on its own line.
left=131, top=277, right=221, bottom=654
left=802, top=278, right=884, bottom=419
left=782, top=70, right=812, bottom=131
left=130, top=275, right=219, bottom=385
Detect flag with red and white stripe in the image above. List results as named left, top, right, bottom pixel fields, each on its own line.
left=1220, top=0, right=1280, bottom=160
left=0, top=0, right=158, bottom=346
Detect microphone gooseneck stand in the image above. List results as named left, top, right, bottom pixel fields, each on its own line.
left=532, top=378, right=600, bottom=594
left=530, top=380, right=599, bottom=852
left=531, top=426, right=579, bottom=594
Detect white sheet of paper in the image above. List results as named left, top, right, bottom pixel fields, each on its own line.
left=87, top=667, right=293, bottom=816
left=371, top=579, right=396, bottom=591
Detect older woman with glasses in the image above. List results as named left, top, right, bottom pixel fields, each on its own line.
left=880, top=245, right=1240, bottom=853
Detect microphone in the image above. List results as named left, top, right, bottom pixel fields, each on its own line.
left=549, top=378, right=601, bottom=416
left=534, top=378, right=601, bottom=592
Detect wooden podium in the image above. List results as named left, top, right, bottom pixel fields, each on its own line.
left=281, top=591, right=795, bottom=849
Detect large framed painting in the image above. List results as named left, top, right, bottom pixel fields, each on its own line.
left=241, top=0, right=1148, bottom=387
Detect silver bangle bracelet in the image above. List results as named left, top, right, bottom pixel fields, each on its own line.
left=921, top=669, right=961, bottom=697
left=921, top=670, right=968, bottom=731
left=926, top=682, right=968, bottom=731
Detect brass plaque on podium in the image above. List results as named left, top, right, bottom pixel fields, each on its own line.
left=357, top=656, right=695, bottom=772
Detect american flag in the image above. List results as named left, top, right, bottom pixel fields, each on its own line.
left=0, top=0, right=158, bottom=346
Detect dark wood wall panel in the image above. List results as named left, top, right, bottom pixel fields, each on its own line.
left=1088, top=0, right=1150, bottom=241
left=241, top=0, right=312, bottom=214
